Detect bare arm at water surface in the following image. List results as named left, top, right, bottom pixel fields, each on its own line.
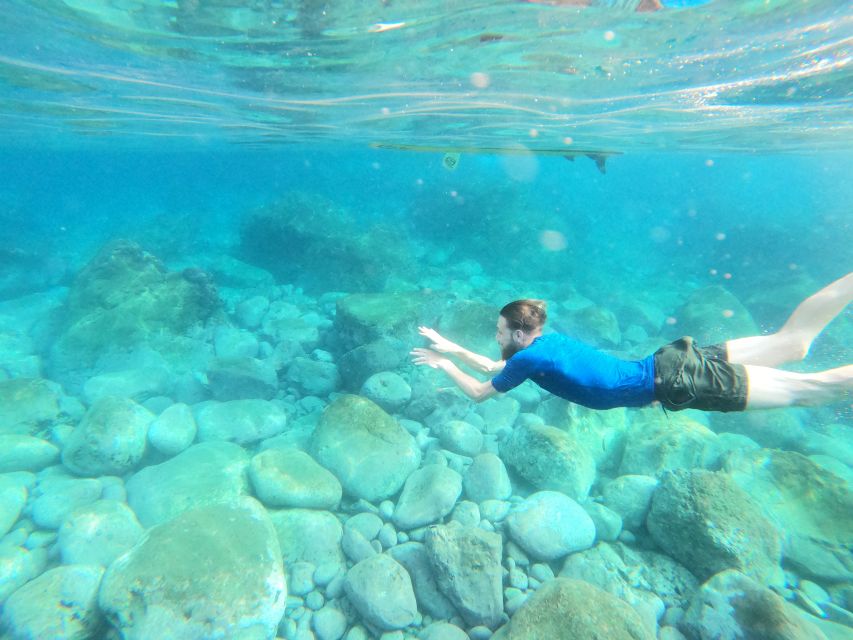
left=417, top=326, right=505, bottom=373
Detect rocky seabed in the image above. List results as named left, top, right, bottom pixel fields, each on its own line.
left=0, top=242, right=852, bottom=640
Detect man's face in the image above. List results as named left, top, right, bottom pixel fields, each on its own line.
left=496, top=315, right=523, bottom=360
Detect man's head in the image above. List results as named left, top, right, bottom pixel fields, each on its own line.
left=496, top=299, right=547, bottom=359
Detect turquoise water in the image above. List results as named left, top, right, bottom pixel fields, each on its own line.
left=0, top=1, right=852, bottom=639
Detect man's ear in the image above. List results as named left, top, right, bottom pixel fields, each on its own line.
left=512, top=329, right=525, bottom=343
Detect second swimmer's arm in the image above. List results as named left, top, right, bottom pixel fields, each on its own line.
left=410, top=348, right=499, bottom=403
left=418, top=326, right=505, bottom=373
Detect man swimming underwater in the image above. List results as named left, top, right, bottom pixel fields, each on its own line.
left=411, top=273, right=853, bottom=412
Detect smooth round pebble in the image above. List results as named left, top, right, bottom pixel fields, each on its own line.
left=312, top=606, right=347, bottom=640
left=289, top=562, right=317, bottom=596
left=305, top=590, right=325, bottom=611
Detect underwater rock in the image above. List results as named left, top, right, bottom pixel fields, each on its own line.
left=50, top=240, right=219, bottom=369
left=259, top=300, right=320, bottom=348
left=285, top=356, right=340, bottom=397
left=82, top=365, right=174, bottom=405
left=388, top=542, right=459, bottom=620
left=125, top=441, right=249, bottom=527
left=478, top=394, right=521, bottom=437
left=500, top=422, right=596, bottom=501
left=190, top=254, right=276, bottom=290
left=431, top=419, right=484, bottom=457
left=436, top=299, right=502, bottom=363
left=671, top=285, right=758, bottom=346
left=360, top=371, right=411, bottom=413
left=0, top=545, right=46, bottom=605
left=0, top=434, right=58, bottom=473
left=61, top=396, right=153, bottom=477
left=334, top=292, right=433, bottom=353
left=392, top=464, right=463, bottom=530
left=30, top=475, right=103, bottom=530
left=559, top=303, right=622, bottom=348
left=239, top=192, right=414, bottom=293
left=680, top=569, right=827, bottom=640
left=207, top=356, right=278, bottom=400
left=602, top=475, right=659, bottom=531
left=491, top=577, right=655, bottom=640
left=425, top=522, right=504, bottom=629
left=0, top=475, right=27, bottom=538
left=505, top=491, right=596, bottom=561
left=249, top=448, right=342, bottom=509
left=536, top=398, right=628, bottom=473
left=559, top=541, right=698, bottom=629
left=309, top=395, right=421, bottom=502
left=463, top=453, right=512, bottom=503
left=338, top=337, right=407, bottom=391
left=723, top=448, right=853, bottom=582
left=57, top=499, right=144, bottom=567
left=646, top=469, right=782, bottom=585
left=0, top=564, right=105, bottom=639
left=213, top=324, right=259, bottom=359
left=147, top=402, right=197, bottom=457
left=710, top=409, right=807, bottom=451
left=194, top=399, right=287, bottom=445
left=98, top=498, right=285, bottom=640
left=420, top=621, right=469, bottom=640
left=619, top=410, right=718, bottom=476
left=0, top=377, right=65, bottom=436
left=582, top=501, right=623, bottom=542
left=268, top=508, right=345, bottom=572
left=344, top=554, right=418, bottom=631
left=235, top=295, right=270, bottom=329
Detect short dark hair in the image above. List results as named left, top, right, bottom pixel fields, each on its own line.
left=500, top=299, right=547, bottom=333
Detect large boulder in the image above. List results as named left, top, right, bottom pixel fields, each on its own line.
left=50, top=240, right=218, bottom=369
left=425, top=522, right=503, bottom=629
left=61, top=397, right=153, bottom=477
left=267, top=508, right=345, bottom=572
left=248, top=448, right=342, bottom=509
left=98, top=498, right=285, bottom=640
left=338, top=337, right=407, bottom=391
left=536, top=399, right=628, bottom=473
left=309, top=395, right=421, bottom=502
left=239, top=192, right=413, bottom=293
left=492, top=578, right=655, bottom=640
left=559, top=542, right=697, bottom=631
left=500, top=422, right=595, bottom=500
left=619, top=410, right=718, bottom=476
left=1, top=564, right=105, bottom=639
left=681, top=569, right=828, bottom=640
left=723, top=448, right=853, bottom=582
left=0, top=435, right=59, bottom=473
left=670, top=286, right=758, bottom=346
left=646, top=469, right=782, bottom=585
left=393, top=464, right=462, bottom=530
left=194, top=399, right=287, bottom=445
left=334, top=292, right=430, bottom=352
left=57, top=500, right=145, bottom=567
left=505, top=491, right=596, bottom=561
left=126, top=441, right=250, bottom=527
left=344, top=554, right=418, bottom=631
left=0, top=378, right=66, bottom=436
left=206, top=357, right=278, bottom=400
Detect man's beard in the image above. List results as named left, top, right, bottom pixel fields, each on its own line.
left=501, top=343, right=522, bottom=360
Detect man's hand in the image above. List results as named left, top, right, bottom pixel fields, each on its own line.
left=417, top=327, right=458, bottom=354
left=410, top=347, right=449, bottom=369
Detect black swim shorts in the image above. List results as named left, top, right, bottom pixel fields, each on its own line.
left=653, top=336, right=747, bottom=412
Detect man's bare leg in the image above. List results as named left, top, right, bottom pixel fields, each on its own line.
left=726, top=272, right=853, bottom=367
left=744, top=364, right=853, bottom=409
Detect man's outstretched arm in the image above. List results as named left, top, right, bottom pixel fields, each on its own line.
left=417, top=326, right=505, bottom=374
left=411, top=348, right=499, bottom=403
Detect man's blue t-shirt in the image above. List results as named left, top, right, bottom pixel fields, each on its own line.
left=491, top=333, right=656, bottom=409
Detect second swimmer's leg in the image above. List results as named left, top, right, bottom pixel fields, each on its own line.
left=744, top=364, right=853, bottom=409
left=726, top=272, right=853, bottom=367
